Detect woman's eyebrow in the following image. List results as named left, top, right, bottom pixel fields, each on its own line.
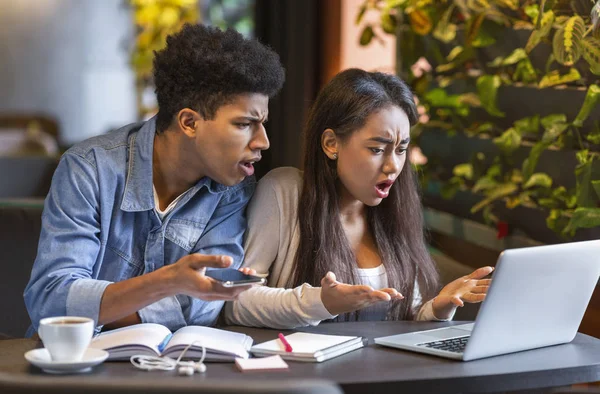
left=368, top=136, right=394, bottom=144
left=367, top=136, right=411, bottom=144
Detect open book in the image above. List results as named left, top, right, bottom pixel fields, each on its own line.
left=250, top=332, right=365, bottom=363
left=90, top=323, right=253, bottom=361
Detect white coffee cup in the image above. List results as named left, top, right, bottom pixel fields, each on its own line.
left=38, top=316, right=94, bottom=362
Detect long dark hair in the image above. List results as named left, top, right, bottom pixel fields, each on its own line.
left=291, top=68, right=439, bottom=320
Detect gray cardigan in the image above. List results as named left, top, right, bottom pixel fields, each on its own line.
left=224, top=167, right=444, bottom=328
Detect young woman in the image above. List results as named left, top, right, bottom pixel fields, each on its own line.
left=224, top=69, right=492, bottom=328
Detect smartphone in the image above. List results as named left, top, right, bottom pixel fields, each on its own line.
left=205, top=268, right=266, bottom=287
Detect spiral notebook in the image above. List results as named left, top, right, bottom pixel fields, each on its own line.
left=250, top=332, right=365, bottom=363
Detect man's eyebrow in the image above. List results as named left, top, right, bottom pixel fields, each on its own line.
left=400, top=137, right=411, bottom=144
left=236, top=115, right=268, bottom=122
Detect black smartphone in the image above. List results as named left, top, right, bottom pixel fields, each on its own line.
left=205, top=268, right=266, bottom=287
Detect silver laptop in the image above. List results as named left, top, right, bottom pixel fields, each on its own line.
left=375, top=240, right=600, bottom=361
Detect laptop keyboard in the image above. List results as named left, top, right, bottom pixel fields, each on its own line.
left=417, top=336, right=470, bottom=353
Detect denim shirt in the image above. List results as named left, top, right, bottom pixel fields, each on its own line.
left=24, top=118, right=255, bottom=335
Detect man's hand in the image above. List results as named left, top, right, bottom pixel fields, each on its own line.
left=320, top=272, right=404, bottom=316
left=164, top=254, right=254, bottom=301
left=432, top=266, right=494, bottom=320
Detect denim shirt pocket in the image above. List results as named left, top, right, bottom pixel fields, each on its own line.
left=164, top=219, right=207, bottom=252
left=103, top=245, right=145, bottom=281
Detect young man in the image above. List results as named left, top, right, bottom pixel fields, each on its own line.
left=24, top=24, right=285, bottom=335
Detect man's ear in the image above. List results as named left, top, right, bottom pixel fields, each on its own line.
left=321, top=128, right=339, bottom=160
left=177, top=109, right=202, bottom=138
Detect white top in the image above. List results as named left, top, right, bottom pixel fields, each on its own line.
left=223, top=167, right=447, bottom=329
left=356, top=265, right=390, bottom=321
left=153, top=185, right=189, bottom=221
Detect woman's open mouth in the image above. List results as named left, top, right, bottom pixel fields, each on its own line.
left=374, top=179, right=394, bottom=198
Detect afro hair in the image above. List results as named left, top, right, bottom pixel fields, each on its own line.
left=153, top=24, right=285, bottom=132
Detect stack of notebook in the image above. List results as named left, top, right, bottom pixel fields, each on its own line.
left=250, top=332, right=365, bottom=363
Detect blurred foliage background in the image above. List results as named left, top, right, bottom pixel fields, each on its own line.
left=127, top=0, right=255, bottom=118
left=357, top=0, right=600, bottom=240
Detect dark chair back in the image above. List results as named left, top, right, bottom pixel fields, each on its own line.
left=0, top=203, right=44, bottom=337
left=0, top=157, right=58, bottom=199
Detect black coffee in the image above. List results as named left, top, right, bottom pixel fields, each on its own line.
left=49, top=319, right=86, bottom=325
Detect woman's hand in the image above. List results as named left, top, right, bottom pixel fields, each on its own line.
left=320, top=272, right=404, bottom=316
left=432, top=266, right=494, bottom=320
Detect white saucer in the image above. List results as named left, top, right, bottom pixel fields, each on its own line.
left=25, top=348, right=109, bottom=374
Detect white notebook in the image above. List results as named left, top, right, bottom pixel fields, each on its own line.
left=250, top=332, right=365, bottom=362
left=90, top=323, right=253, bottom=361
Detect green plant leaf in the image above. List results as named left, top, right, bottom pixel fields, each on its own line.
left=538, top=68, right=581, bottom=88
left=523, top=173, right=553, bottom=189
left=356, top=3, right=367, bottom=24
left=514, top=59, right=538, bottom=83
left=524, top=4, right=539, bottom=21
left=384, top=0, right=409, bottom=8
left=447, top=46, right=463, bottom=62
left=552, top=16, right=584, bottom=66
left=466, top=12, right=485, bottom=46
left=477, top=75, right=505, bottom=117
left=525, top=10, right=555, bottom=53
left=575, top=157, right=600, bottom=208
left=586, top=122, right=600, bottom=144
left=541, top=118, right=569, bottom=144
left=522, top=141, right=549, bottom=180
left=494, top=0, right=518, bottom=10
left=433, top=5, right=457, bottom=43
left=538, top=198, right=559, bottom=208
left=546, top=209, right=570, bottom=236
left=514, top=115, right=540, bottom=135
left=576, top=149, right=590, bottom=165
left=487, top=56, right=505, bottom=67
left=458, top=92, right=481, bottom=107
left=493, top=127, right=521, bottom=154
left=472, top=21, right=497, bottom=48
left=433, top=23, right=457, bottom=43
left=436, top=46, right=475, bottom=73
left=473, top=176, right=499, bottom=193
left=487, top=48, right=528, bottom=68
left=582, top=37, right=600, bottom=76
left=381, top=11, right=397, bottom=34
left=471, top=183, right=519, bottom=213
left=408, top=9, right=433, bottom=35
left=453, top=163, right=474, bottom=180
left=541, top=114, right=567, bottom=129
left=573, top=85, right=600, bottom=127
left=425, top=88, right=460, bottom=107
left=359, top=25, right=375, bottom=46
left=503, top=48, right=529, bottom=65
left=468, top=122, right=495, bottom=135
left=592, top=180, right=600, bottom=199
left=563, top=208, right=600, bottom=236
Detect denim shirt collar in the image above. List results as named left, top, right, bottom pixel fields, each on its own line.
left=120, top=117, right=225, bottom=212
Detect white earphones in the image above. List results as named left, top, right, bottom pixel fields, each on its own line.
left=177, top=360, right=207, bottom=376
left=130, top=340, right=207, bottom=376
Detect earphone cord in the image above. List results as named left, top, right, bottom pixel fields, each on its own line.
left=130, top=340, right=206, bottom=372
